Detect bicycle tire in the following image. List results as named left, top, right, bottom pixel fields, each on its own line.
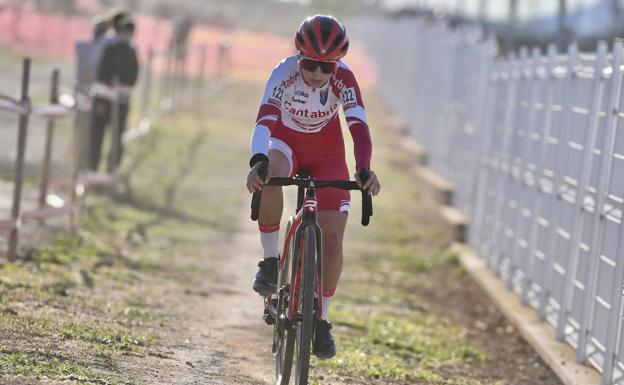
left=294, top=226, right=316, bottom=385
left=275, top=218, right=296, bottom=385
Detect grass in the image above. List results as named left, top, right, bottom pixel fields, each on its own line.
left=0, top=350, right=95, bottom=379
left=0, top=312, right=155, bottom=350
left=318, top=307, right=489, bottom=384
left=0, top=79, right=257, bottom=383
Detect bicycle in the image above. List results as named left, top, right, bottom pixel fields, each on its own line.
left=251, top=163, right=373, bottom=385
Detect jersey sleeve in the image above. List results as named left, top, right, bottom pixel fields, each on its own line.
left=250, top=61, right=285, bottom=156
left=335, top=66, right=372, bottom=170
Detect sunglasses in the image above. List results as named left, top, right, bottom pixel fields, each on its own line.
left=299, top=57, right=338, bottom=74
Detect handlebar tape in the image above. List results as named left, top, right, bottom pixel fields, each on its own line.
left=250, top=161, right=268, bottom=221
left=359, top=168, right=373, bottom=226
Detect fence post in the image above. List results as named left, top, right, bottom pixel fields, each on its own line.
left=504, top=46, right=529, bottom=291
left=171, top=47, right=180, bottom=106
left=539, top=42, right=578, bottom=322
left=522, top=44, right=558, bottom=308
left=139, top=47, right=154, bottom=128
left=490, top=53, right=519, bottom=276
left=467, top=38, right=495, bottom=241
left=180, top=49, right=188, bottom=101
left=197, top=45, right=207, bottom=97
left=7, top=58, right=31, bottom=261
left=161, top=48, right=174, bottom=111
left=555, top=41, right=608, bottom=343
left=70, top=85, right=88, bottom=232
left=470, top=42, right=500, bottom=259
left=38, top=69, right=59, bottom=216
left=506, top=46, right=536, bottom=292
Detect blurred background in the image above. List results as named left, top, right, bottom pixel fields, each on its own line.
left=1, top=0, right=620, bottom=209
left=1, top=0, right=621, bottom=180
left=2, top=0, right=624, bottom=61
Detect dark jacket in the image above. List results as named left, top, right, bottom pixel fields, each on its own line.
left=97, top=40, right=139, bottom=87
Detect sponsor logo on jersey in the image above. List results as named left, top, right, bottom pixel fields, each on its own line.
left=292, top=89, right=309, bottom=103
left=280, top=72, right=299, bottom=89
left=332, top=76, right=347, bottom=93
left=295, top=90, right=309, bottom=98
left=320, top=88, right=328, bottom=105
left=283, top=100, right=339, bottom=119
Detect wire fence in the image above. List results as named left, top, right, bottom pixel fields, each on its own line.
left=356, top=16, right=624, bottom=385
left=0, top=41, right=222, bottom=262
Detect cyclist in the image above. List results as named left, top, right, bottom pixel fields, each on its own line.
left=246, top=14, right=381, bottom=360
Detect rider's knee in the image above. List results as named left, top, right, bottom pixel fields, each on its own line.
left=268, top=151, right=290, bottom=177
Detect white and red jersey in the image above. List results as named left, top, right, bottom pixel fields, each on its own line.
left=251, top=55, right=372, bottom=170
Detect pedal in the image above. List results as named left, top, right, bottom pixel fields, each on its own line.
left=263, top=313, right=275, bottom=325
left=263, top=308, right=275, bottom=325
left=263, top=299, right=277, bottom=325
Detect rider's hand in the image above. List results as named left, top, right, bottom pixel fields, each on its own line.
left=354, top=169, right=381, bottom=196
left=247, top=162, right=271, bottom=193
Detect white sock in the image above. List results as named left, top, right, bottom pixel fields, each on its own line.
left=321, top=295, right=333, bottom=320
left=259, top=223, right=280, bottom=259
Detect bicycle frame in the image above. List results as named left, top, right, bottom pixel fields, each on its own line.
left=287, top=186, right=323, bottom=322
left=264, top=183, right=324, bottom=325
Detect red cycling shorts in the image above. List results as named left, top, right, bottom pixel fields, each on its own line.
left=269, top=119, right=350, bottom=213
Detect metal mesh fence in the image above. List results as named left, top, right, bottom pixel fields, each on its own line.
left=355, top=15, right=624, bottom=384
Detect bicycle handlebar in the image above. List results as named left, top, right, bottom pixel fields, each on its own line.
left=266, top=177, right=358, bottom=189
left=250, top=164, right=373, bottom=226
left=250, top=161, right=269, bottom=221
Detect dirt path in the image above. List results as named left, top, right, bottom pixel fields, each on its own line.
left=119, top=214, right=275, bottom=385
left=111, top=97, right=278, bottom=383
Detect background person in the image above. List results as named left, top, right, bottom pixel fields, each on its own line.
left=75, top=15, right=109, bottom=94
left=88, top=17, right=139, bottom=172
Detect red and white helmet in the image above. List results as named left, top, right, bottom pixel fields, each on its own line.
left=295, top=14, right=349, bottom=62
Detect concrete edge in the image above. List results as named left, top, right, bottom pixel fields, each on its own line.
left=401, top=137, right=451, bottom=206
left=401, top=136, right=428, bottom=166
left=452, top=243, right=601, bottom=385
left=415, top=166, right=454, bottom=206
left=440, top=206, right=467, bottom=243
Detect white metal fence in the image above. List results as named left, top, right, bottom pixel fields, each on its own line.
left=356, top=16, right=624, bottom=384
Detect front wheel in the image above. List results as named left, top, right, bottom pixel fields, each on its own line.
left=294, top=226, right=317, bottom=385
left=275, top=218, right=296, bottom=385
left=275, top=308, right=295, bottom=385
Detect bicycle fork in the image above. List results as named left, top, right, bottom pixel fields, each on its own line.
left=263, top=189, right=324, bottom=327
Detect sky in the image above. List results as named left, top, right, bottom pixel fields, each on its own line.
left=382, top=0, right=615, bottom=20
left=274, top=0, right=620, bottom=22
